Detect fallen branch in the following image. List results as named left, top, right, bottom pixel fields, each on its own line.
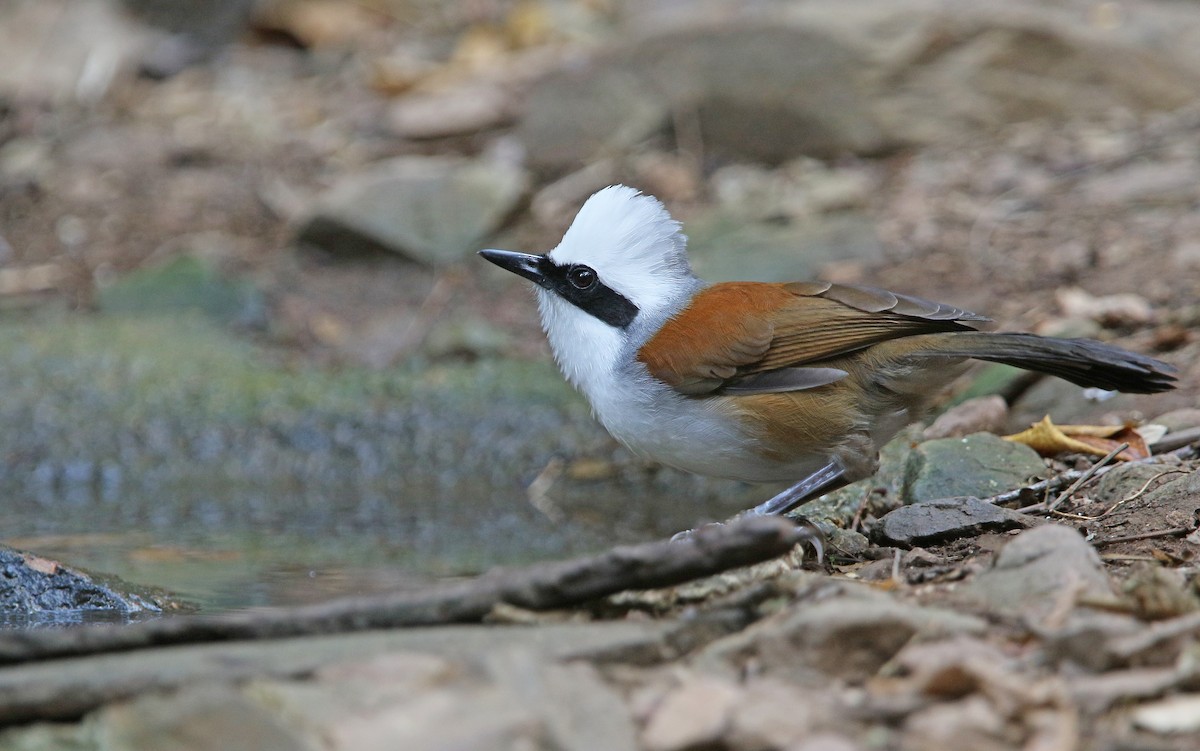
left=0, top=516, right=805, bottom=667
left=1094, top=526, right=1194, bottom=546
left=1045, top=442, right=1126, bottom=513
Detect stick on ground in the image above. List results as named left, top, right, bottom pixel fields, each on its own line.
left=0, top=516, right=807, bottom=667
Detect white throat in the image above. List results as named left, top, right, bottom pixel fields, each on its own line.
left=536, top=289, right=625, bottom=401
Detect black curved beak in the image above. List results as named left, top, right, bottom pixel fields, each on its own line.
left=478, top=248, right=551, bottom=289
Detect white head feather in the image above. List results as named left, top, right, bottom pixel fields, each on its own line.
left=547, top=185, right=695, bottom=319
left=535, top=185, right=699, bottom=403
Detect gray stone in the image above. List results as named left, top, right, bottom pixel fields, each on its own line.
left=726, top=678, right=840, bottom=751
left=1081, top=161, right=1200, bottom=207
left=922, top=395, right=1008, bottom=440
left=0, top=620, right=720, bottom=724
left=519, top=22, right=883, bottom=171
left=962, top=525, right=1114, bottom=624
left=245, top=647, right=638, bottom=751
left=700, top=589, right=985, bottom=684
left=686, top=210, right=884, bottom=283
left=902, top=432, right=1046, bottom=504
left=485, top=650, right=639, bottom=751
left=296, top=156, right=529, bottom=266
left=517, top=66, right=669, bottom=173
left=253, top=651, right=546, bottom=751
left=388, top=85, right=514, bottom=140
left=641, top=673, right=740, bottom=751
left=102, top=683, right=307, bottom=751
left=1006, top=375, right=1139, bottom=433
left=0, top=546, right=164, bottom=622
left=1152, top=408, right=1200, bottom=434
left=518, top=1, right=1200, bottom=169
left=874, top=497, right=1031, bottom=548
left=1090, top=462, right=1176, bottom=505
left=0, top=1, right=149, bottom=104
left=1091, top=471, right=1200, bottom=546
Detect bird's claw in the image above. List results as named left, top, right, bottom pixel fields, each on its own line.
left=790, top=516, right=825, bottom=565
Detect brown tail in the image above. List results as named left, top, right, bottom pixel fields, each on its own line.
left=912, top=332, right=1177, bottom=394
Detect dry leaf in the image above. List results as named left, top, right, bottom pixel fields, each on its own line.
left=1003, top=416, right=1150, bottom=460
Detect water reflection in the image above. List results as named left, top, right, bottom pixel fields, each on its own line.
left=2, top=471, right=766, bottom=617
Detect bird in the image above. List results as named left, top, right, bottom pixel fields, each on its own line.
left=479, top=185, right=1177, bottom=523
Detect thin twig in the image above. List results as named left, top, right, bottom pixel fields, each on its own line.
left=992, top=472, right=1084, bottom=508
left=1044, top=443, right=1128, bottom=513
left=996, top=442, right=1196, bottom=514
left=1094, top=526, right=1194, bottom=546
left=1060, top=469, right=1189, bottom=521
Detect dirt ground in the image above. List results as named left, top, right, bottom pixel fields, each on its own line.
left=2, top=1, right=1200, bottom=749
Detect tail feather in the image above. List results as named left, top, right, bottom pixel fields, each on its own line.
left=915, top=332, right=1177, bottom=394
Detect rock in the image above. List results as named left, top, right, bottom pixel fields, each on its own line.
left=1171, top=240, right=1200, bottom=271
left=98, top=255, right=265, bottom=328
left=1151, top=408, right=1200, bottom=434
left=874, top=497, right=1031, bottom=548
left=519, top=1, right=1200, bottom=170
left=1006, top=376, right=1138, bottom=434
left=518, top=21, right=884, bottom=171
left=0, top=546, right=164, bottom=621
left=296, top=156, right=529, bottom=266
left=902, top=433, right=1046, bottom=504
left=123, top=0, right=255, bottom=78
left=1090, top=462, right=1175, bottom=505
left=686, top=210, right=884, bottom=283
left=726, top=678, right=837, bottom=750
left=709, top=160, right=877, bottom=221
left=0, top=1, right=149, bottom=104
left=517, top=64, right=669, bottom=174
left=1081, top=161, right=1200, bottom=207
left=1039, top=610, right=1144, bottom=672
left=901, top=695, right=1008, bottom=751
left=791, top=734, right=864, bottom=751
left=1091, top=471, right=1200, bottom=547
left=1119, top=564, right=1199, bottom=621
left=922, top=396, right=1008, bottom=440
left=641, top=674, right=740, bottom=751
left=1055, top=286, right=1155, bottom=327
left=701, top=590, right=986, bottom=684
left=484, top=650, right=639, bottom=751
left=388, top=85, right=515, bottom=139
left=251, top=647, right=638, bottom=751
left=0, top=620, right=720, bottom=724
left=962, top=525, right=1114, bottom=624
left=102, top=683, right=307, bottom=751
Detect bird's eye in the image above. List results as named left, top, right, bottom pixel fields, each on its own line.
left=566, top=265, right=597, bottom=290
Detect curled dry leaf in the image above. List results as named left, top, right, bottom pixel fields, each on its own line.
left=1004, top=416, right=1150, bottom=461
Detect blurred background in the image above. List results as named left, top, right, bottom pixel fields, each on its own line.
left=0, top=0, right=1197, bottom=612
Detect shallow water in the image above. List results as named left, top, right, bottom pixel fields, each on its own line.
left=2, top=473, right=762, bottom=615
left=0, top=315, right=766, bottom=620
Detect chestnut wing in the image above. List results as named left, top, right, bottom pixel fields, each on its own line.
left=637, top=282, right=988, bottom=396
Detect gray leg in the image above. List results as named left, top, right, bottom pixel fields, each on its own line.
left=746, top=461, right=848, bottom=517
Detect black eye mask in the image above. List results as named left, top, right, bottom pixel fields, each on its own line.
left=478, top=249, right=639, bottom=329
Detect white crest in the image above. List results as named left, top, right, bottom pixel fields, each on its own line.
left=548, top=185, right=695, bottom=317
